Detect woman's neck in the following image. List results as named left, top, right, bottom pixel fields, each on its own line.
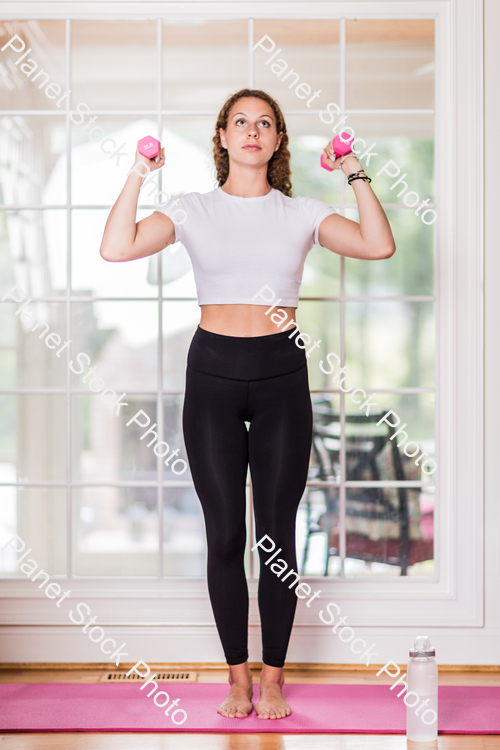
left=221, top=177, right=272, bottom=198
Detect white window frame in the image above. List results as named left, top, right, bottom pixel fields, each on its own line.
left=0, top=0, right=483, bottom=663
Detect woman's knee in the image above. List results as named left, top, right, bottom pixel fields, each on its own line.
left=207, top=524, right=246, bottom=563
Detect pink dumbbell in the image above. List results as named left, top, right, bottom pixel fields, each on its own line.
left=320, top=132, right=355, bottom=171
left=138, top=136, right=161, bottom=163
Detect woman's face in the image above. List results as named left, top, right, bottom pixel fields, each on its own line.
left=219, top=97, right=283, bottom=170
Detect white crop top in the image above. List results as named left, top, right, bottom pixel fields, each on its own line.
left=157, top=187, right=337, bottom=307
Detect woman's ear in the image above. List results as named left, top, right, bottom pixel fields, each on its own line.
left=219, top=128, right=227, bottom=149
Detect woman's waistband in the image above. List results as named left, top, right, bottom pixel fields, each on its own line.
left=187, top=325, right=307, bottom=381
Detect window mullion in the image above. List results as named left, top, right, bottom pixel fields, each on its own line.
left=157, top=17, right=164, bottom=580
left=338, top=16, right=347, bottom=579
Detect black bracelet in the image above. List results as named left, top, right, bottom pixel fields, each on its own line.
left=347, top=173, right=372, bottom=185
left=346, top=170, right=364, bottom=182
left=348, top=175, right=372, bottom=184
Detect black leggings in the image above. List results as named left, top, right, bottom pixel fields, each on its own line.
left=182, top=326, right=313, bottom=668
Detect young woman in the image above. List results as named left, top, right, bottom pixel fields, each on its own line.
left=100, top=88, right=395, bottom=721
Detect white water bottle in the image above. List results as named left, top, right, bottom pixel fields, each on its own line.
left=406, top=635, right=438, bottom=741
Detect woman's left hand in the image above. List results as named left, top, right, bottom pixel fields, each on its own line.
left=322, top=143, right=362, bottom=175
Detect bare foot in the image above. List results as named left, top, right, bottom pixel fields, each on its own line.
left=217, top=662, right=254, bottom=719
left=255, top=664, right=291, bottom=720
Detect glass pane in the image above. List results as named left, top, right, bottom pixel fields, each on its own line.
left=254, top=20, right=340, bottom=110
left=295, top=301, right=340, bottom=390
left=71, top=210, right=158, bottom=297
left=346, top=19, right=435, bottom=109
left=299, top=393, right=342, bottom=576
left=72, top=395, right=157, bottom=482
left=0, top=210, right=67, bottom=297
left=0, top=116, right=66, bottom=206
left=309, top=392, right=342, bottom=481
left=0, top=301, right=67, bottom=389
left=345, top=114, right=434, bottom=204
left=71, top=118, right=158, bottom=206
left=163, top=486, right=206, bottom=576
left=345, top=208, right=434, bottom=296
left=163, top=20, right=248, bottom=110
left=345, top=488, right=435, bottom=577
left=71, top=21, right=157, bottom=110
left=0, top=486, right=67, bottom=576
left=0, top=394, right=67, bottom=481
left=0, top=21, right=66, bottom=110
left=163, top=302, right=199, bottom=392
left=0, top=303, right=16, bottom=388
left=160, top=118, right=221, bottom=196
left=345, top=301, right=434, bottom=389
left=298, top=480, right=342, bottom=578
left=72, top=486, right=158, bottom=576
left=301, top=244, right=341, bottom=299
left=345, top=392, right=436, bottom=479
left=162, top=395, right=189, bottom=479
left=70, top=301, right=158, bottom=392
left=287, top=114, right=341, bottom=205
left=159, top=256, right=197, bottom=301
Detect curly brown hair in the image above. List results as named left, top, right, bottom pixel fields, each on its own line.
left=212, top=89, right=292, bottom=197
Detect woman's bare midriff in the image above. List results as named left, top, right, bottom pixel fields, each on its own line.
left=199, top=304, right=296, bottom=337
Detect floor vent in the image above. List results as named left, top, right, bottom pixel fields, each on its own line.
left=99, top=671, right=197, bottom=683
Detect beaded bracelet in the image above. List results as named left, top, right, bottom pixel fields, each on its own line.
left=339, top=153, right=359, bottom=169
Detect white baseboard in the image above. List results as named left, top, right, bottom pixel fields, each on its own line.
left=1, top=626, right=499, bottom=666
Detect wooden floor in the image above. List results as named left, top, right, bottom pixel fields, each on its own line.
left=1, top=663, right=499, bottom=749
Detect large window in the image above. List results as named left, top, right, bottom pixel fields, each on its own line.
left=0, top=17, right=435, bottom=581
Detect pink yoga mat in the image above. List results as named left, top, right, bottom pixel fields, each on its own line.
left=0, top=683, right=498, bottom=733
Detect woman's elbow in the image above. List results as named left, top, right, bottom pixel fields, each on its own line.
left=374, top=241, right=396, bottom=260
left=100, top=244, right=111, bottom=261
left=100, top=243, right=126, bottom=262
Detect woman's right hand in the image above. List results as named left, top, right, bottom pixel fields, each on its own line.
left=132, top=142, right=166, bottom=178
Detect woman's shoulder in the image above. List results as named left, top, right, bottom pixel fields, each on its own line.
left=288, top=192, right=331, bottom=206
left=156, top=188, right=218, bottom=215
left=279, top=191, right=337, bottom=217
left=274, top=189, right=333, bottom=207
left=281, top=192, right=338, bottom=242
left=165, top=188, right=217, bottom=204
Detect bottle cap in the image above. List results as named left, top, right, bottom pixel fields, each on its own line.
left=409, top=635, right=435, bottom=657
